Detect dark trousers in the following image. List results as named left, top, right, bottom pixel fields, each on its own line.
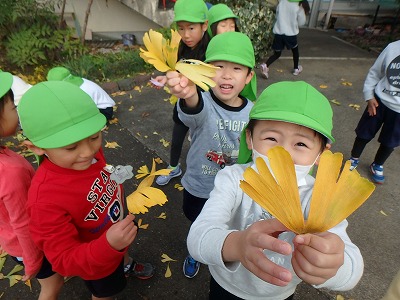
left=170, top=103, right=189, bottom=167
left=182, top=189, right=207, bottom=222
left=209, top=276, right=294, bottom=300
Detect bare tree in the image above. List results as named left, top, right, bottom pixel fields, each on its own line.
left=81, top=0, right=94, bottom=44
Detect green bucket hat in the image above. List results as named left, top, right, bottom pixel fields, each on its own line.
left=205, top=31, right=257, bottom=101
left=237, top=81, right=335, bottom=164
left=18, top=81, right=106, bottom=149
left=47, top=66, right=84, bottom=86
left=173, top=0, right=208, bottom=23
left=207, top=4, right=238, bottom=37
left=0, top=71, right=13, bottom=100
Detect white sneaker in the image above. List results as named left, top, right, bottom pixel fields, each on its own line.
left=293, top=65, right=303, bottom=76
left=260, top=63, right=269, bottom=79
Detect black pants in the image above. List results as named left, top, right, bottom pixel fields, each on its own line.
left=170, top=103, right=189, bottom=166
left=209, top=276, right=294, bottom=300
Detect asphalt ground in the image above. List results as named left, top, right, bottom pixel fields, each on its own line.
left=0, top=28, right=399, bottom=299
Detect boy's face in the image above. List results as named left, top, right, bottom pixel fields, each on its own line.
left=210, top=60, right=253, bottom=106
left=246, top=120, right=328, bottom=166
left=0, top=95, right=19, bottom=137
left=177, top=21, right=208, bottom=49
left=43, top=131, right=102, bottom=171
left=216, top=18, right=236, bottom=35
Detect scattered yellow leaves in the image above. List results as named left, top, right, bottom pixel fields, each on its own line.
left=134, top=86, right=141, bottom=92
left=111, top=91, right=127, bottom=97
left=319, top=84, right=328, bottom=89
left=153, top=131, right=159, bottom=135
left=174, top=183, right=184, bottom=191
left=336, top=295, right=345, bottom=300
left=128, top=106, right=134, bottom=111
left=154, top=157, right=163, bottom=164
left=4, top=141, right=14, bottom=147
left=139, top=29, right=218, bottom=90
left=104, top=141, right=120, bottom=149
left=108, top=118, right=119, bottom=124
left=380, top=210, right=388, bottom=216
left=157, top=212, right=167, bottom=219
left=126, top=159, right=171, bottom=214
left=137, top=218, right=149, bottom=229
left=276, top=69, right=283, bottom=73
left=341, top=81, right=353, bottom=86
left=349, top=104, right=361, bottom=110
left=160, top=138, right=170, bottom=147
left=161, top=253, right=177, bottom=278
left=240, top=146, right=375, bottom=234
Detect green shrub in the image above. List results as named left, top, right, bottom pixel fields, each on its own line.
left=62, top=48, right=154, bottom=82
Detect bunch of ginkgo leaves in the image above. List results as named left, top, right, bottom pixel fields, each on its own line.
left=139, top=29, right=218, bottom=91
left=240, top=146, right=375, bottom=234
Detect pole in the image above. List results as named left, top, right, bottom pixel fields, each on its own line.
left=323, top=0, right=335, bottom=30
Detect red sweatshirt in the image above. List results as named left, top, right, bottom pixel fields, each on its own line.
left=27, top=148, right=126, bottom=280
left=0, top=147, right=43, bottom=276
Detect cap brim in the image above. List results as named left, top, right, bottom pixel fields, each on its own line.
left=251, top=111, right=335, bottom=143
left=0, top=72, right=13, bottom=99
left=206, top=53, right=253, bottom=69
left=33, top=113, right=106, bottom=148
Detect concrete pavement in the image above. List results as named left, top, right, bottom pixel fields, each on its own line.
left=1, top=28, right=398, bottom=299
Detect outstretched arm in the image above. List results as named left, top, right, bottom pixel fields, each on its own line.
left=166, top=71, right=199, bottom=107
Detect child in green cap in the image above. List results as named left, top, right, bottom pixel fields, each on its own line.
left=18, top=81, right=154, bottom=299
left=0, top=72, right=57, bottom=298
left=154, top=0, right=211, bottom=187
left=207, top=3, right=240, bottom=38
left=187, top=81, right=363, bottom=299
left=165, top=31, right=255, bottom=278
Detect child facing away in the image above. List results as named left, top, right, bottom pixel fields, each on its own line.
left=260, top=0, right=310, bottom=79
left=47, top=66, right=116, bottom=120
left=0, top=72, right=58, bottom=299
left=17, top=81, right=154, bottom=300
left=166, top=31, right=256, bottom=278
left=187, top=81, right=364, bottom=299
left=155, top=0, right=211, bottom=186
left=349, top=40, right=400, bottom=184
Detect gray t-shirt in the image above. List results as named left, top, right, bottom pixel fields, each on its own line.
left=177, top=90, right=253, bottom=198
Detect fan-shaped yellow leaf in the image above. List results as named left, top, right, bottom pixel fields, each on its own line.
left=176, top=59, right=218, bottom=91
left=161, top=253, right=177, bottom=263
left=165, top=263, right=172, bottom=278
left=135, top=165, right=150, bottom=179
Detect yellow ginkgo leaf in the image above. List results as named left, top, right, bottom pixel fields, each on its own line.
left=154, top=157, right=163, bottom=164
left=174, top=183, right=184, bottom=191
left=109, top=118, right=119, bottom=124
left=135, top=165, right=150, bottom=179
left=175, top=59, right=218, bottom=91
left=380, top=210, right=388, bottom=216
left=160, top=138, right=170, bottom=147
left=25, top=279, right=32, bottom=291
left=161, top=253, right=177, bottom=263
left=127, top=159, right=171, bottom=214
left=8, top=274, right=22, bottom=287
left=240, top=147, right=375, bottom=234
left=157, top=212, right=167, bottom=219
left=137, top=219, right=149, bottom=229
left=165, top=262, right=172, bottom=278
left=104, top=141, right=120, bottom=149
left=319, top=84, right=328, bottom=89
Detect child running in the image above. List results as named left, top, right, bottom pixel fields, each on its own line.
left=17, top=81, right=153, bottom=300
left=155, top=0, right=211, bottom=186
left=187, top=81, right=364, bottom=299
left=166, top=31, right=256, bottom=278
left=0, top=72, right=59, bottom=299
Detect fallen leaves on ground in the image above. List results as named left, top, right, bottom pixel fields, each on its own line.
left=137, top=218, right=149, bottom=229
left=108, top=118, right=119, bottom=124
left=319, top=84, right=328, bottom=89
left=160, top=138, right=170, bottom=147
left=135, top=165, right=150, bottom=179
left=380, top=210, right=388, bottom=216
left=161, top=253, right=177, bottom=278
left=111, top=91, right=127, bottom=97
left=330, top=99, right=341, bottom=105
left=104, top=141, right=121, bottom=149
left=349, top=104, right=361, bottom=110
left=156, top=212, right=167, bottom=219
left=174, top=183, right=184, bottom=191
left=154, top=157, right=163, bottom=164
